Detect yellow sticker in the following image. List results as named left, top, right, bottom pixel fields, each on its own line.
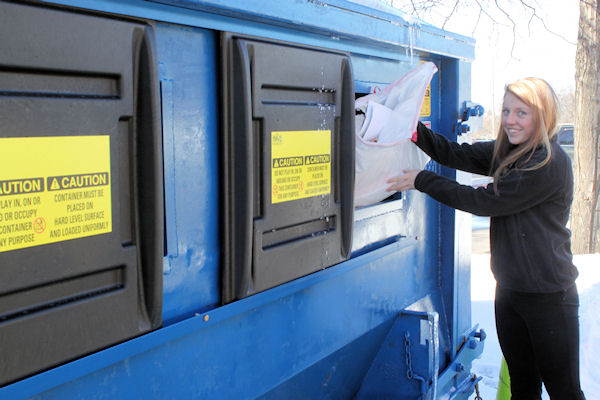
left=420, top=84, right=431, bottom=117
left=0, top=136, right=112, bottom=253
left=271, top=130, right=331, bottom=204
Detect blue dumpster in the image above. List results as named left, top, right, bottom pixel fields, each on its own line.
left=0, top=1, right=484, bottom=398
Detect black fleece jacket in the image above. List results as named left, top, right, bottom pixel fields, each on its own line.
left=413, top=122, right=577, bottom=293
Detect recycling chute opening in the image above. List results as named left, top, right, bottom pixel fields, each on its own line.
left=354, top=62, right=437, bottom=207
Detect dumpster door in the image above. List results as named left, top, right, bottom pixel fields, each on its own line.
left=222, top=34, right=354, bottom=303
left=0, top=2, right=162, bottom=386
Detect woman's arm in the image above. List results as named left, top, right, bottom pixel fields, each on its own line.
left=413, top=164, right=560, bottom=217
left=415, top=122, right=495, bottom=176
left=387, top=150, right=567, bottom=218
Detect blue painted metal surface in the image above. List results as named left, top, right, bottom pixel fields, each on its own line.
left=155, top=22, right=221, bottom=324
left=356, top=311, right=441, bottom=399
left=0, top=1, right=483, bottom=399
left=39, top=0, right=474, bottom=62
left=5, top=242, right=432, bottom=399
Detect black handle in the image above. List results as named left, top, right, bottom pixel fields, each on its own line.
left=222, top=36, right=254, bottom=303
left=133, top=26, right=163, bottom=328
left=339, top=58, right=355, bottom=258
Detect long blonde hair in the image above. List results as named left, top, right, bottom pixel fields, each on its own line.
left=491, top=77, right=559, bottom=194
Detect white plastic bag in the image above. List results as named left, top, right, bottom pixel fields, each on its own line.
left=354, top=62, right=436, bottom=207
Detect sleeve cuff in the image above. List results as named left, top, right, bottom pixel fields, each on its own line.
left=414, top=170, right=435, bottom=192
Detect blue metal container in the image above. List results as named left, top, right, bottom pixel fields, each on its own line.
left=0, top=1, right=484, bottom=398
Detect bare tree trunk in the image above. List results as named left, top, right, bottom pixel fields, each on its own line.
left=572, top=0, right=600, bottom=254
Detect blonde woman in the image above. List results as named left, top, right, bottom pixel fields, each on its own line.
left=387, top=77, right=585, bottom=399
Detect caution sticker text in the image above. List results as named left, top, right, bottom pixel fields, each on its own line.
left=0, top=136, right=112, bottom=253
left=271, top=130, right=331, bottom=203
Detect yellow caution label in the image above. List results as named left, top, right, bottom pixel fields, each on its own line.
left=420, top=84, right=431, bottom=117
left=47, top=173, right=109, bottom=191
left=0, top=136, right=112, bottom=253
left=271, top=130, right=331, bottom=203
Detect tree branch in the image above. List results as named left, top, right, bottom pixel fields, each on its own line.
left=441, top=0, right=460, bottom=30
left=521, top=0, right=577, bottom=45
left=409, top=0, right=418, bottom=15
left=493, top=0, right=519, bottom=60
left=472, top=0, right=497, bottom=36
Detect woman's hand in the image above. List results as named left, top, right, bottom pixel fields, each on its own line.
left=386, top=170, right=421, bottom=192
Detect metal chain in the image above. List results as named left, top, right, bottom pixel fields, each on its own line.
left=404, top=331, right=414, bottom=380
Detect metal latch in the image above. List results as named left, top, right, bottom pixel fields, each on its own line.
left=437, top=326, right=486, bottom=398
left=454, top=101, right=484, bottom=135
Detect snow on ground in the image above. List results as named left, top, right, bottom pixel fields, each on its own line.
left=470, top=253, right=600, bottom=399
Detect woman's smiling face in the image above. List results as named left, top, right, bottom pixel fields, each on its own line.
left=502, top=91, right=536, bottom=145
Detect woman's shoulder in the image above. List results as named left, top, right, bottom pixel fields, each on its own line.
left=524, top=142, right=573, bottom=184
left=550, top=140, right=571, bottom=158
left=550, top=141, right=574, bottom=177
left=518, top=142, right=567, bottom=166
left=547, top=141, right=572, bottom=170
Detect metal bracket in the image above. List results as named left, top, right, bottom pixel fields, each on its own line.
left=454, top=101, right=484, bottom=136
left=437, top=326, right=486, bottom=399
left=355, top=310, right=440, bottom=399
left=402, top=312, right=439, bottom=400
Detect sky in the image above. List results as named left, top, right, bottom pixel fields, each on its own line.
left=419, top=0, right=580, bottom=112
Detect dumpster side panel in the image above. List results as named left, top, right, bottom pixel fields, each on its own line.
left=9, top=243, right=439, bottom=400
left=156, top=22, right=221, bottom=324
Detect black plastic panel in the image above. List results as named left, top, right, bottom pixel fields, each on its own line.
left=0, top=2, right=163, bottom=386
left=222, top=33, right=355, bottom=303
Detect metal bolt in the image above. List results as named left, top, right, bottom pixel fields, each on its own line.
left=203, top=314, right=210, bottom=322
left=455, top=363, right=465, bottom=372
left=474, top=329, right=487, bottom=341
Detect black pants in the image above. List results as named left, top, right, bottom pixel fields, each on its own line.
left=495, top=284, right=586, bottom=400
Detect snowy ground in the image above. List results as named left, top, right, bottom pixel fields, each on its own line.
left=469, top=217, right=600, bottom=399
